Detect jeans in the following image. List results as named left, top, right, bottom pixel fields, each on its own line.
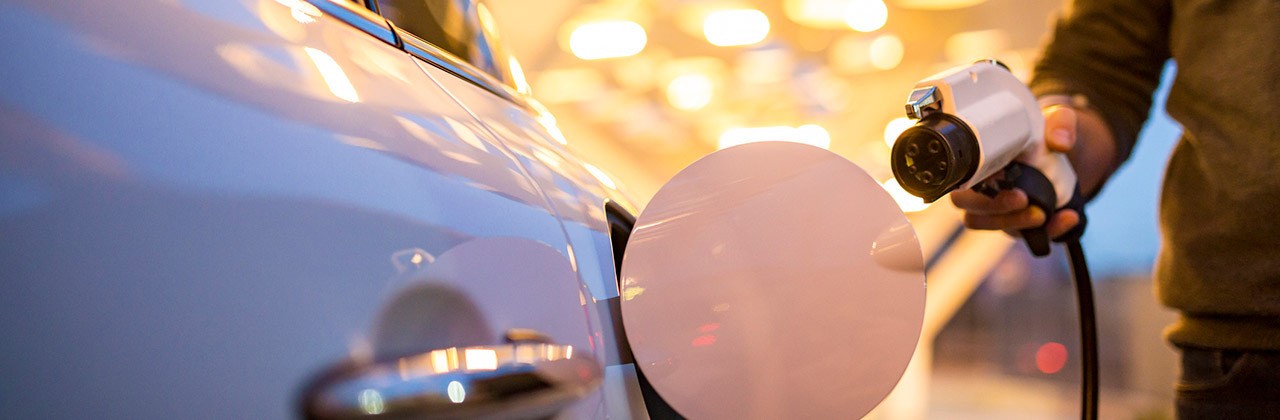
left=1177, top=346, right=1280, bottom=419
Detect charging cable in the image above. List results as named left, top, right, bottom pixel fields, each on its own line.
left=1065, top=240, right=1097, bottom=420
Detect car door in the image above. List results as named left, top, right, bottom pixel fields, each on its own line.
left=0, top=0, right=597, bottom=418
left=368, top=0, right=648, bottom=417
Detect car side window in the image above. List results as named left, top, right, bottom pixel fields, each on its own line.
left=375, top=0, right=521, bottom=91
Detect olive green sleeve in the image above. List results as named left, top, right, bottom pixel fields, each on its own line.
left=1029, top=0, right=1173, bottom=167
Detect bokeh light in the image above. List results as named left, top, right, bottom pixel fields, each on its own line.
left=869, top=34, right=904, bottom=70
left=1036, top=342, right=1069, bottom=374
left=845, top=0, right=888, bottom=32
left=704, top=9, right=771, bottom=47
left=666, top=73, right=715, bottom=111
left=568, top=20, right=647, bottom=60
left=784, top=0, right=853, bottom=29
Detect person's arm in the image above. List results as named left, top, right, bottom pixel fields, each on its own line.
left=1034, top=0, right=1172, bottom=183
left=951, top=0, right=1172, bottom=237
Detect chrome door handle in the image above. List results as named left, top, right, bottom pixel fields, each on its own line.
left=301, top=341, right=601, bottom=419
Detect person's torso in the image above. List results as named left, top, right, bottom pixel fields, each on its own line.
left=1157, top=0, right=1280, bottom=325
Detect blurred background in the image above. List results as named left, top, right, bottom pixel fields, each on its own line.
left=484, top=0, right=1182, bottom=418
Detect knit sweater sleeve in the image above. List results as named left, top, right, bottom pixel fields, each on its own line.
left=1029, top=0, right=1173, bottom=167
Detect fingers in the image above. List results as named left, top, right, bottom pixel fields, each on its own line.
left=964, top=206, right=1046, bottom=231
left=983, top=209, right=1081, bottom=241
left=951, top=189, right=1027, bottom=216
left=956, top=191, right=1081, bottom=239
left=1043, top=105, right=1078, bottom=153
left=1045, top=209, right=1081, bottom=239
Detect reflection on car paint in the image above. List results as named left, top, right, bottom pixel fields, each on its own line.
left=389, top=247, right=435, bottom=273
left=367, top=237, right=606, bottom=417
left=303, top=47, right=361, bottom=102
left=0, top=1, right=620, bottom=417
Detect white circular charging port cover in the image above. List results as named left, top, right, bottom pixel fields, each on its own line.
left=619, top=142, right=925, bottom=419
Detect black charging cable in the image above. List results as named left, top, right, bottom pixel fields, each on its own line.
left=1064, top=239, right=1098, bottom=420
left=998, top=163, right=1098, bottom=420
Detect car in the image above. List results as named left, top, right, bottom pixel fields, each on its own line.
left=0, top=1, right=925, bottom=418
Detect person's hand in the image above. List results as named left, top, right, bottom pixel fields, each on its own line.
left=950, top=97, right=1117, bottom=239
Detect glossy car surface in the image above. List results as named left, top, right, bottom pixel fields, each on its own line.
left=0, top=0, right=642, bottom=417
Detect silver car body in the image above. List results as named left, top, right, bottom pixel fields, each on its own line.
left=0, top=0, right=641, bottom=417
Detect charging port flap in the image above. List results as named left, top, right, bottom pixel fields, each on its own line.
left=618, top=142, right=926, bottom=419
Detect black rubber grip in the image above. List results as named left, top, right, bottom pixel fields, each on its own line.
left=1007, top=162, right=1056, bottom=257
left=1053, top=184, right=1088, bottom=244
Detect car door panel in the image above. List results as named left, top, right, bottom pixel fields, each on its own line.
left=0, top=0, right=596, bottom=417
left=388, top=14, right=636, bottom=419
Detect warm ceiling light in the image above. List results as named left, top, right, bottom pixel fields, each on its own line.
left=703, top=9, right=771, bottom=47
left=568, top=20, right=647, bottom=60
left=891, top=0, right=987, bottom=10
left=883, top=116, right=915, bottom=148
left=666, top=73, right=715, bottom=111
left=784, top=0, right=852, bottom=29
left=869, top=34, right=904, bottom=70
left=845, top=0, right=888, bottom=32
left=718, top=125, right=831, bottom=150
left=881, top=178, right=932, bottom=213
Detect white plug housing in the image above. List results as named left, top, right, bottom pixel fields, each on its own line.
left=905, top=61, right=1077, bottom=207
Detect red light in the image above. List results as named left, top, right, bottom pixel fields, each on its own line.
left=697, top=323, right=721, bottom=333
left=692, top=335, right=717, bottom=347
left=1036, top=342, right=1068, bottom=374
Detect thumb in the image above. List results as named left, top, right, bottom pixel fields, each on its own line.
left=1043, top=105, right=1078, bottom=153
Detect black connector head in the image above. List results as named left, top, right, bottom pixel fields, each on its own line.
left=890, top=113, right=980, bottom=203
